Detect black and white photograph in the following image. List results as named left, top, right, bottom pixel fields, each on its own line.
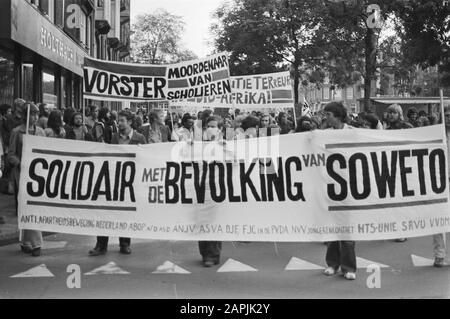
left=0, top=0, right=449, bottom=305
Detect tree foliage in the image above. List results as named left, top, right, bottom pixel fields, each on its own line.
left=131, top=9, right=198, bottom=64
left=394, top=0, right=450, bottom=87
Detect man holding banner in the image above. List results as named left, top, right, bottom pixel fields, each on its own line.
left=433, top=106, right=450, bottom=267
left=9, top=102, right=45, bottom=257
left=88, top=110, right=146, bottom=256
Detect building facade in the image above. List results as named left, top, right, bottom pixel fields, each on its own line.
left=0, top=0, right=131, bottom=111
left=0, top=0, right=97, bottom=109
left=91, top=0, right=131, bottom=111
left=300, top=81, right=364, bottom=115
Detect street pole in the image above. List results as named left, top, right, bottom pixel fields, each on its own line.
left=26, top=103, right=30, bottom=136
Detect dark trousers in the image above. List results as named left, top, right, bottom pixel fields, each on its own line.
left=325, top=241, right=357, bottom=273
left=96, top=236, right=130, bottom=249
left=198, top=241, right=222, bottom=261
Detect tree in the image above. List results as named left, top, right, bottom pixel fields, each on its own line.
left=313, top=0, right=401, bottom=111
left=394, top=0, right=450, bottom=89
left=131, top=9, right=198, bottom=64
left=211, top=0, right=326, bottom=103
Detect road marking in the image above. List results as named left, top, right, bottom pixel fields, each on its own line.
left=85, top=262, right=130, bottom=275
left=411, top=254, right=435, bottom=267
left=10, top=264, right=54, bottom=278
left=152, top=261, right=190, bottom=274
left=356, top=256, right=389, bottom=268
left=284, top=257, right=324, bottom=270
left=217, top=258, right=258, bottom=273
left=42, top=241, right=67, bottom=249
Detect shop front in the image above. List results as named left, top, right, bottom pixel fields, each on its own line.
left=0, top=0, right=91, bottom=110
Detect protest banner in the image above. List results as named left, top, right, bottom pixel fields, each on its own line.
left=83, top=52, right=231, bottom=102
left=169, top=71, right=294, bottom=110
left=165, top=52, right=232, bottom=100
left=18, top=125, right=450, bottom=241
left=83, top=57, right=168, bottom=102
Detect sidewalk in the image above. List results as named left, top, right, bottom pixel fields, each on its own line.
left=0, top=191, right=19, bottom=246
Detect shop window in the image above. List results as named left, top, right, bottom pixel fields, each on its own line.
left=22, top=64, right=34, bottom=102
left=43, top=71, right=56, bottom=109
left=0, top=49, right=15, bottom=106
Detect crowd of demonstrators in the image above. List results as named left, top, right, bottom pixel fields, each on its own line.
left=0, top=100, right=447, bottom=271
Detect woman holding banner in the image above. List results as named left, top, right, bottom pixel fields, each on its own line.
left=385, top=104, right=413, bottom=243
left=322, top=102, right=357, bottom=280
left=198, top=116, right=224, bottom=267
left=8, top=102, right=45, bottom=257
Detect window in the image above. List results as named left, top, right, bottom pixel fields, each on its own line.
left=346, top=87, right=354, bottom=100
left=43, top=71, right=56, bottom=109
left=37, top=0, right=53, bottom=21
left=0, top=49, right=15, bottom=106
left=86, top=16, right=92, bottom=54
left=55, top=0, right=65, bottom=27
left=80, top=11, right=87, bottom=45
left=22, top=64, right=34, bottom=102
left=323, top=87, right=330, bottom=100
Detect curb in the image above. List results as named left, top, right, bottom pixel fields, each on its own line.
left=0, top=231, right=55, bottom=247
left=0, top=230, right=20, bottom=247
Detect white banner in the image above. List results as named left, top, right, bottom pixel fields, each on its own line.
left=18, top=125, right=450, bottom=241
left=169, top=71, right=294, bottom=110
left=83, top=52, right=231, bottom=102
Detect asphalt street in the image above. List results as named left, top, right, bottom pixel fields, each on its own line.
left=0, top=232, right=449, bottom=299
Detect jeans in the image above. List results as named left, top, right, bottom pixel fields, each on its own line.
left=96, top=236, right=130, bottom=250
left=14, top=168, right=42, bottom=249
left=20, top=230, right=43, bottom=249
left=325, top=241, right=357, bottom=273
left=198, top=241, right=222, bottom=261
left=433, top=233, right=447, bottom=258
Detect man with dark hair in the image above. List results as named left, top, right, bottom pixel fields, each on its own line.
left=277, top=112, right=294, bottom=134
left=240, top=115, right=260, bottom=138
left=322, top=101, right=357, bottom=280
left=93, top=107, right=112, bottom=143
left=66, top=112, right=92, bottom=141
left=406, top=107, right=419, bottom=127
left=323, top=102, right=350, bottom=129
left=174, top=113, right=195, bottom=142
left=89, top=110, right=146, bottom=257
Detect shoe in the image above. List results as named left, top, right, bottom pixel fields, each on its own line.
left=323, top=266, right=338, bottom=276
left=394, top=238, right=407, bottom=242
left=20, top=245, right=32, bottom=254
left=203, top=258, right=220, bottom=266
left=88, top=246, right=107, bottom=256
left=120, top=245, right=131, bottom=255
left=344, top=272, right=356, bottom=280
left=203, top=260, right=215, bottom=267
left=31, top=247, right=41, bottom=257
left=434, top=257, right=445, bottom=268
